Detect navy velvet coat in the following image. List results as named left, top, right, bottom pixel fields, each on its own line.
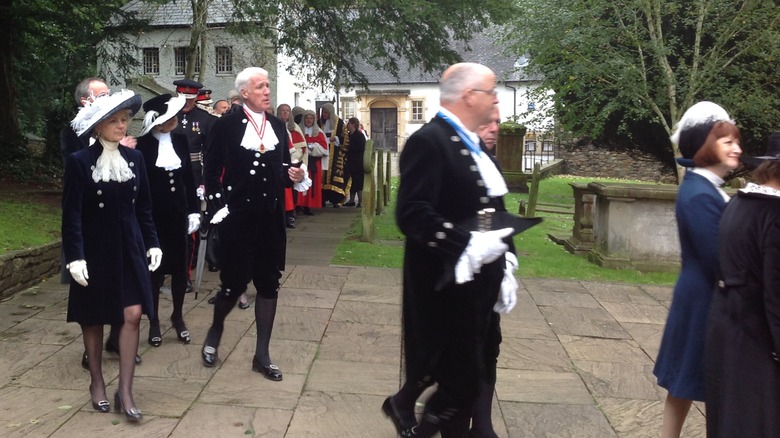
left=654, top=171, right=726, bottom=401
left=396, top=116, right=515, bottom=404
left=136, top=132, right=199, bottom=275
left=62, top=145, right=159, bottom=325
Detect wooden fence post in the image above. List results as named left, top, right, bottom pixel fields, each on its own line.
left=526, top=162, right=541, bottom=217
left=361, top=140, right=376, bottom=242
left=376, top=149, right=385, bottom=215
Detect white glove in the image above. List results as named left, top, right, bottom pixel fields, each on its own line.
left=210, top=205, right=229, bottom=224
left=67, top=259, right=89, bottom=287
left=454, top=227, right=513, bottom=284
left=307, top=142, right=315, bottom=149
left=196, top=186, right=205, bottom=200
left=494, top=253, right=518, bottom=314
left=147, top=247, right=162, bottom=271
left=187, top=213, right=201, bottom=234
left=333, top=136, right=341, bottom=147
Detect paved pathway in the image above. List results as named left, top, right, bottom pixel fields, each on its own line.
left=0, top=206, right=705, bottom=437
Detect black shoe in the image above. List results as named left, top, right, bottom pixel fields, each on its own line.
left=286, top=218, right=296, bottom=229
left=90, top=384, right=110, bottom=413
left=105, top=340, right=143, bottom=365
left=91, top=399, right=110, bottom=413
left=81, top=351, right=89, bottom=370
left=238, top=300, right=250, bottom=310
left=344, top=201, right=355, bottom=207
left=381, top=397, right=416, bottom=438
left=202, top=346, right=218, bottom=367
left=114, top=391, right=142, bottom=422
left=171, top=318, right=191, bottom=344
left=332, top=203, right=340, bottom=208
left=207, top=295, right=218, bottom=304
left=208, top=265, right=220, bottom=272
left=185, top=280, right=193, bottom=293
left=356, top=203, right=361, bottom=208
left=252, top=356, right=283, bottom=381
left=148, top=324, right=162, bottom=347
left=303, top=208, right=314, bottom=216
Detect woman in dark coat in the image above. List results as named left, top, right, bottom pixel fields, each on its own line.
left=344, top=117, right=366, bottom=207
left=136, top=94, right=200, bottom=347
left=64, top=90, right=161, bottom=421
left=705, top=132, right=780, bottom=437
left=652, top=102, right=742, bottom=438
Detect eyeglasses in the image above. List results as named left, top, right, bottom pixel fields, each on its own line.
left=471, top=88, right=498, bottom=97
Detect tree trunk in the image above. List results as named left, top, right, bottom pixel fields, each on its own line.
left=186, top=0, right=209, bottom=81
left=0, top=0, right=22, bottom=153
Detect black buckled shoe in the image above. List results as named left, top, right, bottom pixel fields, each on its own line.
left=381, top=396, right=416, bottom=438
left=252, top=357, right=282, bottom=381
left=202, top=346, right=218, bottom=367
left=81, top=351, right=89, bottom=370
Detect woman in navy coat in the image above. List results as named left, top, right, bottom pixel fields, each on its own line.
left=705, top=132, right=780, bottom=436
left=64, top=90, right=161, bottom=421
left=136, top=94, right=200, bottom=347
left=653, top=102, right=742, bottom=438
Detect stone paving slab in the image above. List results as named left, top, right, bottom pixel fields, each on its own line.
left=0, top=207, right=708, bottom=437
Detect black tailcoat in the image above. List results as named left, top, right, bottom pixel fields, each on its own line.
left=203, top=107, right=293, bottom=293
left=62, top=145, right=159, bottom=325
left=136, top=132, right=199, bottom=275
left=705, top=190, right=780, bottom=436
left=396, top=116, right=515, bottom=409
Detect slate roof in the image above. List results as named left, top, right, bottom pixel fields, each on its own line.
left=352, top=29, right=539, bottom=86
left=118, top=0, right=237, bottom=27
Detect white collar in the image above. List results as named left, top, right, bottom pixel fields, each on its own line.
left=740, top=182, right=780, bottom=198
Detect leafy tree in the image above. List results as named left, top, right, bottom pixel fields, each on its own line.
left=0, top=0, right=143, bottom=178
left=504, top=0, right=780, bottom=181
left=120, top=0, right=516, bottom=88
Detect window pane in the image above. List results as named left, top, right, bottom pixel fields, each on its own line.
left=525, top=141, right=536, bottom=151
left=216, top=47, right=232, bottom=74
left=342, top=101, right=355, bottom=119
left=143, top=48, right=159, bottom=75
left=174, top=48, right=186, bottom=75
left=411, top=100, right=423, bottom=122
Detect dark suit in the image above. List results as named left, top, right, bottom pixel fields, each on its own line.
left=396, top=116, right=514, bottom=426
left=62, top=145, right=159, bottom=325
left=203, top=107, right=293, bottom=299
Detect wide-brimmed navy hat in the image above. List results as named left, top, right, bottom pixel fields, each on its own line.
left=70, top=89, right=142, bottom=139
left=741, top=131, right=780, bottom=169
left=140, top=94, right=186, bottom=136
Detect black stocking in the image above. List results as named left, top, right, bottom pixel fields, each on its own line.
left=468, top=382, right=498, bottom=438
left=117, top=305, right=141, bottom=410
left=82, top=325, right=106, bottom=402
left=254, top=297, right=277, bottom=365
left=205, top=291, right=236, bottom=348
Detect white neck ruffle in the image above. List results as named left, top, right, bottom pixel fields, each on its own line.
left=92, top=139, right=135, bottom=183
left=153, top=131, right=182, bottom=170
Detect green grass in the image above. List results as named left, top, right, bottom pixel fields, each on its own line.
left=335, top=175, right=679, bottom=285
left=0, top=199, right=61, bottom=253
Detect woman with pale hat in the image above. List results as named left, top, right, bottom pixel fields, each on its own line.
left=64, top=90, right=162, bottom=421
left=653, top=101, right=742, bottom=437
left=136, top=94, right=200, bottom=347
left=704, top=131, right=780, bottom=436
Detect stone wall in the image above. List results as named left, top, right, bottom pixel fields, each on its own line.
left=0, top=242, right=61, bottom=300
left=561, top=143, right=678, bottom=184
